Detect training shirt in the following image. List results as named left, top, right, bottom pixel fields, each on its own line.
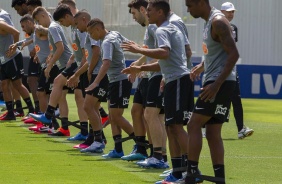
left=0, top=11, right=20, bottom=65
left=48, top=21, right=72, bottom=70
left=71, top=26, right=86, bottom=66
left=101, top=31, right=129, bottom=83
left=156, top=21, right=189, bottom=83
left=33, top=32, right=50, bottom=66
left=143, top=24, right=162, bottom=79
left=202, top=7, right=236, bottom=83
left=168, top=12, right=192, bottom=70
left=84, top=33, right=102, bottom=75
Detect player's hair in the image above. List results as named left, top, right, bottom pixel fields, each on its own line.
left=148, top=0, right=170, bottom=17
left=128, top=0, right=148, bottom=13
left=26, top=0, right=42, bottom=7
left=53, top=4, right=72, bottom=21
left=58, top=0, right=76, bottom=8
left=87, top=18, right=105, bottom=29
left=74, top=10, right=91, bottom=20
left=32, top=6, right=47, bottom=19
left=190, top=0, right=209, bottom=4
left=20, top=14, right=35, bottom=23
left=11, top=0, right=27, bottom=8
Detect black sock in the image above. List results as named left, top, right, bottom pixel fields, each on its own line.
left=149, top=144, right=153, bottom=157
left=52, top=117, right=60, bottom=130
left=34, top=101, right=40, bottom=114
left=84, top=133, right=94, bottom=145
left=15, top=100, right=24, bottom=113
left=61, top=117, right=68, bottom=130
left=171, top=157, right=183, bottom=179
left=163, top=154, right=168, bottom=162
left=153, top=150, right=163, bottom=161
left=93, top=130, right=103, bottom=143
left=186, top=160, right=199, bottom=184
left=135, top=136, right=147, bottom=156
left=0, top=91, right=4, bottom=101
left=101, top=130, right=107, bottom=143
left=213, top=164, right=225, bottom=184
left=182, top=154, right=188, bottom=167
left=45, top=105, right=56, bottom=119
left=89, top=124, right=93, bottom=136
left=5, top=101, right=14, bottom=116
left=129, top=132, right=135, bottom=140
left=113, top=135, right=122, bottom=153
left=23, top=97, right=34, bottom=113
left=99, top=107, right=108, bottom=118
left=80, top=122, right=88, bottom=136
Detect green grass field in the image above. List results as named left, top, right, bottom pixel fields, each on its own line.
left=0, top=95, right=281, bottom=184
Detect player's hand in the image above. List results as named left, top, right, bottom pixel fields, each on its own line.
left=199, top=82, right=220, bottom=102
left=6, top=44, right=17, bottom=58
left=44, top=65, right=52, bottom=78
left=190, top=63, right=204, bottom=82
left=128, top=74, right=136, bottom=83
left=85, top=82, right=98, bottom=92
left=121, top=65, right=141, bottom=75
left=160, top=78, right=165, bottom=92
left=33, top=55, right=39, bottom=63
left=67, top=75, right=79, bottom=88
left=121, top=41, right=141, bottom=53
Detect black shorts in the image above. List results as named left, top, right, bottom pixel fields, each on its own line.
left=194, top=80, right=236, bottom=124
left=108, top=79, right=132, bottom=108
left=164, top=75, right=194, bottom=126
left=133, top=78, right=148, bottom=107
left=0, top=53, right=24, bottom=81
left=86, top=74, right=109, bottom=102
left=146, top=75, right=164, bottom=110
left=74, top=72, right=89, bottom=97
left=28, top=57, right=41, bottom=77
left=61, top=62, right=78, bottom=79
left=37, top=65, right=59, bottom=94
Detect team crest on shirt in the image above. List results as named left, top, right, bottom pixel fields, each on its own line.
left=72, top=43, right=78, bottom=51
left=85, top=49, right=89, bottom=58
left=35, top=45, right=40, bottom=53
left=215, top=104, right=228, bottom=115
left=123, top=97, right=129, bottom=106
left=202, top=42, right=208, bottom=55
left=98, top=88, right=106, bottom=97
left=49, top=44, right=53, bottom=51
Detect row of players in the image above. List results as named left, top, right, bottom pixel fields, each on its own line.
left=0, top=0, right=254, bottom=183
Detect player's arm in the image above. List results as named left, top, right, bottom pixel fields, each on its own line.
left=45, top=41, right=64, bottom=77
left=185, top=44, right=192, bottom=59
left=213, top=17, right=239, bottom=86
left=122, top=62, right=160, bottom=75
left=131, top=55, right=146, bottom=66
left=88, top=45, right=100, bottom=75
left=121, top=41, right=169, bottom=60
left=0, top=21, right=20, bottom=57
left=85, top=59, right=109, bottom=91
left=35, top=25, right=48, bottom=36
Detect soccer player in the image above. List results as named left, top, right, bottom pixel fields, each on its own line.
left=121, top=1, right=193, bottom=182
left=185, top=0, right=239, bottom=183
left=64, top=10, right=108, bottom=152
left=30, top=7, right=73, bottom=136
left=121, top=0, right=165, bottom=162
left=12, top=0, right=41, bottom=115
left=17, top=14, right=54, bottom=131
left=0, top=9, right=35, bottom=120
left=50, top=3, right=89, bottom=141
left=86, top=18, right=135, bottom=158
left=221, top=2, right=254, bottom=139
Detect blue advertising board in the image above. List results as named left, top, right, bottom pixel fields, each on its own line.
left=126, top=60, right=282, bottom=99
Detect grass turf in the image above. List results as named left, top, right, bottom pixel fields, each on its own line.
left=0, top=95, right=281, bottom=183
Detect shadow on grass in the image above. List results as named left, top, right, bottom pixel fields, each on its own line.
left=222, top=138, right=237, bottom=141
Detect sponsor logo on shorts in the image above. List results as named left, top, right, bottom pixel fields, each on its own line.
left=123, top=97, right=129, bottom=106
left=215, top=104, right=228, bottom=115
left=165, top=117, right=174, bottom=122
left=98, top=88, right=106, bottom=97
left=49, top=83, right=53, bottom=91
left=195, top=106, right=204, bottom=110
left=183, top=111, right=192, bottom=120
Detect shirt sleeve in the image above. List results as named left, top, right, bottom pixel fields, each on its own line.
left=102, top=40, right=113, bottom=61
left=156, top=28, right=171, bottom=50
left=171, top=21, right=190, bottom=45
left=49, top=26, right=62, bottom=44
left=78, top=31, right=87, bottom=48
left=90, top=38, right=101, bottom=47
